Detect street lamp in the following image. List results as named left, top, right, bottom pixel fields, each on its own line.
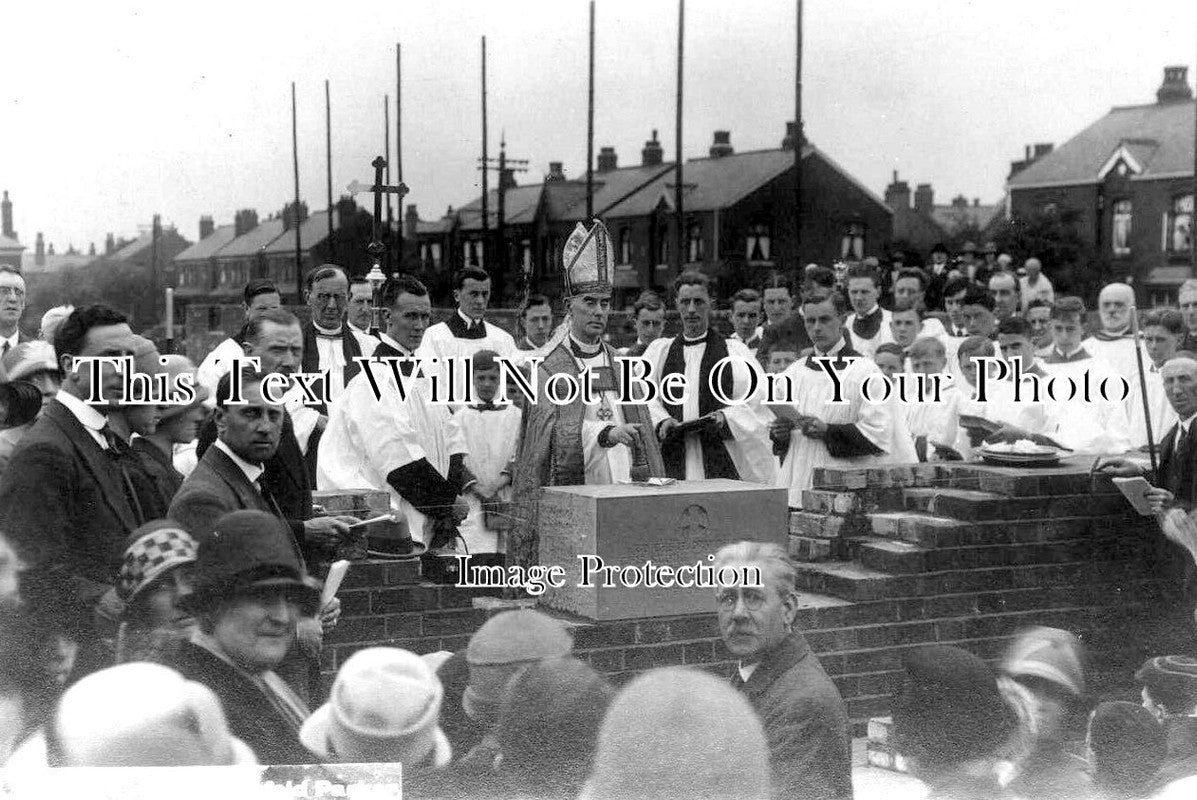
left=365, top=260, right=386, bottom=336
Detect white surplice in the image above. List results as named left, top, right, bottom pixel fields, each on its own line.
left=1126, top=364, right=1177, bottom=450
left=777, top=356, right=916, bottom=507
left=455, top=404, right=522, bottom=554
left=414, top=314, right=519, bottom=409
left=643, top=335, right=777, bottom=485
left=312, top=326, right=379, bottom=405
left=317, top=364, right=466, bottom=545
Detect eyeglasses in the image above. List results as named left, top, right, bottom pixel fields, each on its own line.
left=717, top=589, right=767, bottom=611
left=0, top=287, right=25, bottom=299
left=314, top=292, right=348, bottom=306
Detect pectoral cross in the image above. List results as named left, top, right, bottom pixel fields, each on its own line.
left=347, top=156, right=409, bottom=263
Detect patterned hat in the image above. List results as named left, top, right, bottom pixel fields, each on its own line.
left=118, top=521, right=197, bottom=603
left=563, top=220, right=614, bottom=297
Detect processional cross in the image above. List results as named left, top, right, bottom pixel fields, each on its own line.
left=347, top=156, right=409, bottom=334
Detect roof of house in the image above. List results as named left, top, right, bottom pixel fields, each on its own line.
left=260, top=210, right=335, bottom=255
left=416, top=217, right=454, bottom=235
left=601, top=144, right=890, bottom=220
left=20, top=252, right=97, bottom=272
left=0, top=234, right=24, bottom=253
left=1008, top=99, right=1196, bottom=189
left=930, top=201, right=1004, bottom=233
left=214, top=217, right=287, bottom=258
left=173, top=224, right=238, bottom=263
left=455, top=184, right=544, bottom=231
left=108, top=228, right=188, bottom=261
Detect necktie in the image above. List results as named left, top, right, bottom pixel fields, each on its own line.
left=1, top=341, right=9, bottom=357
left=99, top=425, right=145, bottom=523
left=1177, top=426, right=1188, bottom=455
left=255, top=477, right=286, bottom=520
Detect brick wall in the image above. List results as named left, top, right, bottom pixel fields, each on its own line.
left=320, top=460, right=1176, bottom=730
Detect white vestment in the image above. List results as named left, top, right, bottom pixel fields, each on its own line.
left=1081, top=334, right=1149, bottom=387
left=777, top=356, right=916, bottom=507
left=313, top=327, right=380, bottom=405
left=845, top=308, right=894, bottom=360
left=643, top=335, right=777, bottom=485
left=454, top=404, right=522, bottom=554
left=904, top=377, right=962, bottom=456
left=414, top=315, right=519, bottom=410
left=317, top=365, right=466, bottom=545
left=1035, top=357, right=1132, bottom=455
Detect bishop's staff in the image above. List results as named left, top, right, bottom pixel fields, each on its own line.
left=1130, top=306, right=1158, bottom=474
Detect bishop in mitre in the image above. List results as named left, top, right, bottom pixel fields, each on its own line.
left=507, top=220, right=664, bottom=571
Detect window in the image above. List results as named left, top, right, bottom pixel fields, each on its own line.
left=656, top=236, right=669, bottom=267
left=619, top=228, right=632, bottom=265
left=687, top=222, right=705, bottom=263
left=1112, top=199, right=1132, bottom=256
left=464, top=240, right=484, bottom=268
left=422, top=242, right=442, bottom=271
left=1167, top=194, right=1193, bottom=254
left=746, top=224, right=771, bottom=263
left=840, top=220, right=865, bottom=261
left=1040, top=202, right=1058, bottom=216
left=519, top=240, right=533, bottom=275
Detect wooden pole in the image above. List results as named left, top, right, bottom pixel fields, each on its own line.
left=396, top=43, right=404, bottom=274
left=325, top=79, right=334, bottom=261
left=587, top=0, right=595, bottom=220
left=674, top=0, right=684, bottom=273
left=384, top=94, right=393, bottom=274
left=795, top=0, right=804, bottom=265
left=291, top=82, right=302, bottom=301
left=481, top=36, right=490, bottom=273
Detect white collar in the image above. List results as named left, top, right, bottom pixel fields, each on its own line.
left=738, top=661, right=760, bottom=682
left=1180, top=414, right=1197, bottom=435
left=814, top=338, right=846, bottom=358
left=312, top=321, right=342, bottom=337
left=682, top=330, right=708, bottom=343
left=347, top=321, right=368, bottom=336
left=214, top=439, right=264, bottom=484
left=0, top=330, right=18, bottom=349
left=1054, top=344, right=1086, bottom=358
left=858, top=305, right=880, bottom=318
left=569, top=334, right=603, bottom=357
left=378, top=333, right=411, bottom=355
left=457, top=309, right=483, bottom=327
left=55, top=388, right=108, bottom=433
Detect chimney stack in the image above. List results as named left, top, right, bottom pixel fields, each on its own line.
left=1, top=191, right=13, bottom=240
left=282, top=201, right=308, bottom=232
left=781, top=121, right=802, bottom=151
left=336, top=195, right=357, bottom=231
left=88, top=242, right=96, bottom=256
left=1033, top=143, right=1054, bottom=159
left=1157, top=65, right=1193, bottom=104
left=709, top=130, right=733, bottom=158
left=883, top=171, right=911, bottom=211
left=914, top=184, right=934, bottom=215
left=35, top=233, right=45, bottom=266
left=47, top=243, right=55, bottom=257
left=642, top=130, right=664, bottom=166
left=234, top=209, right=259, bottom=238
left=405, top=204, right=419, bottom=240
left=105, top=233, right=115, bottom=255
left=545, top=162, right=566, bottom=182
left=597, top=146, right=618, bottom=172
left=199, top=215, right=215, bottom=240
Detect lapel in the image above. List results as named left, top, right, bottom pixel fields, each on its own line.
left=42, top=399, right=138, bottom=532
left=204, top=446, right=272, bottom=514
left=741, top=633, right=810, bottom=699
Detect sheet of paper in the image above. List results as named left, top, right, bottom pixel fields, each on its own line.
left=320, top=559, right=351, bottom=607
left=1112, top=476, right=1155, bottom=517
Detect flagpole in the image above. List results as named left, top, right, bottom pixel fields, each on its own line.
left=586, top=0, right=595, bottom=220
left=325, top=79, right=334, bottom=260
left=1131, top=307, right=1158, bottom=474
left=674, top=0, right=684, bottom=273
left=291, top=82, right=302, bottom=301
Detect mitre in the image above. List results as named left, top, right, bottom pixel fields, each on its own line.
left=563, top=220, right=614, bottom=297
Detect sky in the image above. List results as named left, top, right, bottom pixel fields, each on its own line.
left=2, top=0, right=1196, bottom=252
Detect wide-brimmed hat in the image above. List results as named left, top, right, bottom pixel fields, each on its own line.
left=183, top=510, right=320, bottom=616
left=301, top=647, right=452, bottom=766
left=464, top=609, right=572, bottom=724
left=38, top=662, right=257, bottom=767
left=2, top=340, right=60, bottom=382
left=117, top=521, right=198, bottom=604
left=153, top=354, right=209, bottom=420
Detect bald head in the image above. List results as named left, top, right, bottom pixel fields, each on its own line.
left=1099, top=283, right=1134, bottom=333
left=1163, top=356, right=1197, bottom=420
left=1024, top=258, right=1042, bottom=278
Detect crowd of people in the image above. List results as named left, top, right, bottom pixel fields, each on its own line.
left=0, top=223, right=1195, bottom=796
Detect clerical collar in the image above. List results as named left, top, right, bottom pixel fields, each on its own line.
left=682, top=331, right=709, bottom=347
left=813, top=339, right=847, bottom=358
left=457, top=309, right=483, bottom=328
left=1053, top=345, right=1086, bottom=359
left=568, top=335, right=603, bottom=359
left=859, top=305, right=880, bottom=319
left=378, top=333, right=411, bottom=356
left=313, top=322, right=342, bottom=337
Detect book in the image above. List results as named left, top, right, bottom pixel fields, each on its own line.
left=1112, top=477, right=1155, bottom=517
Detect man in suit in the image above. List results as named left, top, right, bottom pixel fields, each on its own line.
left=715, top=541, right=853, bottom=800
left=195, top=278, right=282, bottom=403
left=0, top=266, right=33, bottom=381
left=619, top=293, right=666, bottom=357
left=0, top=305, right=139, bottom=643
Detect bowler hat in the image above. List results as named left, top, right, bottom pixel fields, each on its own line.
left=185, top=510, right=320, bottom=616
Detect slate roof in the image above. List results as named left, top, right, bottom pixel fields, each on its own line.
left=214, top=218, right=286, bottom=258
left=260, top=211, right=334, bottom=255
left=20, top=252, right=97, bottom=272
left=930, top=202, right=1004, bottom=233
left=1008, top=99, right=1196, bottom=189
left=455, top=184, right=543, bottom=231
left=173, top=224, right=237, bottom=263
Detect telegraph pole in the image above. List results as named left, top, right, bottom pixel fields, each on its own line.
left=674, top=0, right=684, bottom=273
left=396, top=43, right=404, bottom=274
left=481, top=36, right=490, bottom=272
left=291, top=81, right=302, bottom=299
left=384, top=94, right=393, bottom=274
left=326, top=79, right=334, bottom=261
left=795, top=0, right=805, bottom=263
left=479, top=139, right=529, bottom=299
left=587, top=0, right=596, bottom=220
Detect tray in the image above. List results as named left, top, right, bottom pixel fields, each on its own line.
left=979, top=449, right=1061, bottom=467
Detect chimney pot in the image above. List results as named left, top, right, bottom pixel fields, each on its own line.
left=0, top=190, right=13, bottom=241
left=546, top=162, right=566, bottom=182
left=641, top=132, right=664, bottom=167
left=781, top=120, right=801, bottom=150
left=709, top=130, right=733, bottom=158
left=597, top=146, right=618, bottom=172
left=1033, top=143, right=1054, bottom=159
left=1157, top=65, right=1194, bottom=104
left=404, top=203, right=419, bottom=239
left=199, top=215, right=215, bottom=240
left=35, top=232, right=45, bottom=266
